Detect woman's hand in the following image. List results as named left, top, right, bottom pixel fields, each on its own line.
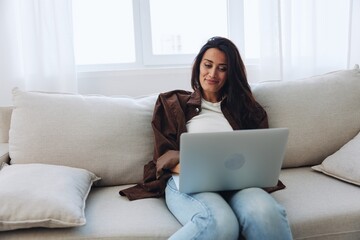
left=171, top=163, right=180, bottom=174
left=156, top=150, right=179, bottom=178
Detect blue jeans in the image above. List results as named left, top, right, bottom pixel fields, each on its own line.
left=166, top=177, right=293, bottom=240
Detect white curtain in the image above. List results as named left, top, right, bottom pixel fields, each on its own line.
left=0, top=0, right=77, bottom=106
left=247, top=0, right=360, bottom=82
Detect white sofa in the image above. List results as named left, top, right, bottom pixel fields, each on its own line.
left=0, top=66, right=360, bottom=240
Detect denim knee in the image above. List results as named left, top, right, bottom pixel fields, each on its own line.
left=228, top=188, right=292, bottom=240
left=209, top=210, right=239, bottom=240
left=239, top=194, right=286, bottom=226
left=190, top=208, right=239, bottom=240
left=166, top=178, right=239, bottom=240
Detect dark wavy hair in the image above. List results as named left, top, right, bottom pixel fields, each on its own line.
left=191, top=36, right=266, bottom=129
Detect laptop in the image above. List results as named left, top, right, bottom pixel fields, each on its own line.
left=174, top=128, right=289, bottom=194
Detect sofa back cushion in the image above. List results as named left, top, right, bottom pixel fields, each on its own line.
left=9, top=89, right=157, bottom=186
left=253, top=67, right=360, bottom=168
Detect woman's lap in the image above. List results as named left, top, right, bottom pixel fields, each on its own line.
left=166, top=177, right=292, bottom=240
left=166, top=177, right=239, bottom=240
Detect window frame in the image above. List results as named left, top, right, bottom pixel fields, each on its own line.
left=75, top=0, right=246, bottom=72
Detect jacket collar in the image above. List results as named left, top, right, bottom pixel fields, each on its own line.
left=187, top=88, right=202, bottom=107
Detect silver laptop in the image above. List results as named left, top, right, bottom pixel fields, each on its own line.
left=175, top=128, right=289, bottom=194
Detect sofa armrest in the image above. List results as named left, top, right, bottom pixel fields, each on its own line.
left=0, top=143, right=10, bottom=165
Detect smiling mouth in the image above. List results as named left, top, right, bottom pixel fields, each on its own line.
left=205, top=79, right=219, bottom=84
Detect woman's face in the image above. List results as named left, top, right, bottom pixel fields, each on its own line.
left=199, top=48, right=228, bottom=102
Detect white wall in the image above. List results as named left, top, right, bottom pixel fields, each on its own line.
left=77, top=67, right=193, bottom=97
left=77, top=65, right=263, bottom=97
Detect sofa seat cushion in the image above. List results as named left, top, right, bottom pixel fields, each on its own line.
left=1, top=169, right=359, bottom=240
left=273, top=167, right=360, bottom=240
left=0, top=185, right=181, bottom=240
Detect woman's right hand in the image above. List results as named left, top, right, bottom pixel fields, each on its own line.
left=156, top=150, right=179, bottom=178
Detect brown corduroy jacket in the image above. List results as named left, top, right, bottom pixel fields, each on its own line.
left=119, top=89, right=284, bottom=200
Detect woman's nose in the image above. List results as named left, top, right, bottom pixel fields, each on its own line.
left=208, top=68, right=216, bottom=78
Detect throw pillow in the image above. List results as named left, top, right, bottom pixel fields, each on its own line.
left=312, top=131, right=360, bottom=186
left=0, top=163, right=100, bottom=231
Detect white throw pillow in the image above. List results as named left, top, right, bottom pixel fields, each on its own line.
left=312, top=131, right=360, bottom=186
left=0, top=163, right=100, bottom=231
left=9, top=89, right=157, bottom=186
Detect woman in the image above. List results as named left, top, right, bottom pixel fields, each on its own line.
left=120, top=36, right=293, bottom=240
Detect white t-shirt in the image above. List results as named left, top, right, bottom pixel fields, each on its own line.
left=186, top=98, right=233, bottom=133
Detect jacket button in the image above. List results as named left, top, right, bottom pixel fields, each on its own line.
left=195, top=108, right=199, bottom=112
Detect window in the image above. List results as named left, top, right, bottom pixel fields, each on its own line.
left=141, top=0, right=229, bottom=65
left=72, top=0, right=136, bottom=65
left=72, top=0, right=250, bottom=71
left=148, top=0, right=227, bottom=55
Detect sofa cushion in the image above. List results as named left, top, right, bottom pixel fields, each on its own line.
left=9, top=88, right=158, bottom=186
left=0, top=163, right=99, bottom=231
left=272, top=167, right=360, bottom=239
left=0, top=107, right=12, bottom=143
left=253, top=66, right=360, bottom=168
left=312, top=130, right=360, bottom=186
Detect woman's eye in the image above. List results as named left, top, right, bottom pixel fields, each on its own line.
left=204, top=63, right=212, bottom=68
left=218, top=66, right=227, bottom=72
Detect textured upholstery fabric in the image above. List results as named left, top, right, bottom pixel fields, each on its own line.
left=0, top=107, right=12, bottom=143
left=9, top=89, right=158, bottom=186
left=253, top=67, right=360, bottom=168
left=273, top=167, right=360, bottom=240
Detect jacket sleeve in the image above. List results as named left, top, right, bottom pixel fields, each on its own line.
left=119, top=93, right=184, bottom=200
left=151, top=93, right=182, bottom=178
